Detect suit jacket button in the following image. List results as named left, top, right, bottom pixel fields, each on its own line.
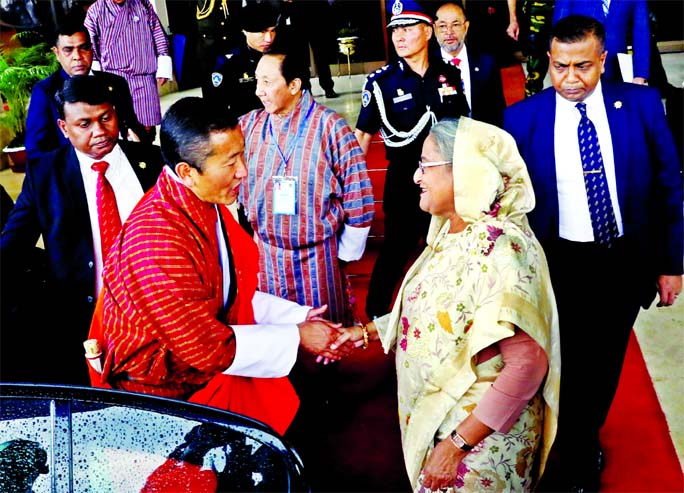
left=87, top=296, right=94, bottom=303
left=88, top=261, right=94, bottom=268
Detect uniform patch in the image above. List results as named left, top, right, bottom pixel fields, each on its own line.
left=211, top=72, right=223, bottom=87
left=362, top=90, right=372, bottom=107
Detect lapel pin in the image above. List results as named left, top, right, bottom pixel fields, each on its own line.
left=139, top=162, right=147, bottom=169
left=614, top=101, right=622, bottom=109
left=397, top=88, right=404, bottom=96
left=474, top=67, right=480, bottom=72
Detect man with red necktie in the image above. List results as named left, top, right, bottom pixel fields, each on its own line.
left=433, top=1, right=506, bottom=127
left=0, top=75, right=164, bottom=385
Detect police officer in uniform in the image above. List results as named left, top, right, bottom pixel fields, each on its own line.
left=196, top=0, right=243, bottom=97
left=355, top=0, right=469, bottom=320
left=203, top=2, right=280, bottom=116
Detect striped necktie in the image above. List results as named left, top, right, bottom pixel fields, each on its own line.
left=91, top=161, right=122, bottom=258
left=576, top=102, right=618, bottom=246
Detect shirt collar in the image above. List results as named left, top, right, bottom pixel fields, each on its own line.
left=556, top=80, right=605, bottom=114
left=75, top=143, right=123, bottom=172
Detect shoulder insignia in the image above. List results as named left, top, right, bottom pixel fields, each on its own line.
left=365, top=64, right=392, bottom=83
left=211, top=72, right=223, bottom=87
left=362, top=90, right=372, bottom=107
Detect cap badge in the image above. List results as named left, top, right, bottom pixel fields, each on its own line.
left=392, top=0, right=404, bottom=16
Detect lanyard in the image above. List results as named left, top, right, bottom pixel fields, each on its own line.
left=268, top=98, right=315, bottom=174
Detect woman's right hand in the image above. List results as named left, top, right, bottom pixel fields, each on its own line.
left=330, top=325, right=366, bottom=351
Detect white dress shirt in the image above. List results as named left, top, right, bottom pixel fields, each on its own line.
left=441, top=46, right=472, bottom=112
left=553, top=82, right=623, bottom=242
left=76, top=144, right=144, bottom=295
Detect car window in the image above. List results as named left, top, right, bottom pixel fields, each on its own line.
left=0, top=388, right=305, bottom=492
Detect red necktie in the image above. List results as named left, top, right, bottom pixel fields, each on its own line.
left=451, top=57, right=461, bottom=66
left=91, top=161, right=122, bottom=258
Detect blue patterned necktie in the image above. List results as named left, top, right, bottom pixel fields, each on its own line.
left=576, top=102, right=618, bottom=246
left=601, top=0, right=610, bottom=17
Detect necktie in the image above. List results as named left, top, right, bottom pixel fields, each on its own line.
left=451, top=57, right=461, bottom=66
left=91, top=161, right=122, bottom=258
left=576, top=102, right=618, bottom=246
left=601, top=0, right=610, bottom=16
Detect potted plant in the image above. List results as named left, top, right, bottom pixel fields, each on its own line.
left=0, top=32, right=59, bottom=172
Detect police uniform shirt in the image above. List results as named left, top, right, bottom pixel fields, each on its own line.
left=205, top=43, right=263, bottom=117
left=356, top=57, right=470, bottom=162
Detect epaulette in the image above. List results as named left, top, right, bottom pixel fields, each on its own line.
left=364, top=64, right=392, bottom=83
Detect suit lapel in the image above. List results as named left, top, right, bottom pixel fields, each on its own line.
left=120, top=142, right=156, bottom=190
left=63, top=147, right=92, bottom=230
left=603, top=83, right=628, bottom=210
left=538, top=89, right=558, bottom=196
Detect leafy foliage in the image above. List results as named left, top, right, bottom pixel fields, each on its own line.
left=0, top=36, right=59, bottom=141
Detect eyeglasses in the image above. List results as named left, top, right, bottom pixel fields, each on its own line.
left=418, top=160, right=452, bottom=174
left=434, top=22, right=466, bottom=33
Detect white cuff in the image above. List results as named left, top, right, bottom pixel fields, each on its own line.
left=92, top=60, right=102, bottom=71
left=252, top=291, right=310, bottom=324
left=338, top=225, right=370, bottom=262
left=223, top=324, right=300, bottom=377
left=156, top=55, right=173, bottom=80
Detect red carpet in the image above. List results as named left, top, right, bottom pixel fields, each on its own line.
left=601, top=332, right=683, bottom=492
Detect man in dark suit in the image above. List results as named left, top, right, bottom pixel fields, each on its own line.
left=25, top=17, right=146, bottom=161
left=504, top=15, right=682, bottom=492
left=1, top=75, right=164, bottom=385
left=433, top=1, right=506, bottom=127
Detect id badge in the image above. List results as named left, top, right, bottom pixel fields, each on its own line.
left=273, top=176, right=297, bottom=215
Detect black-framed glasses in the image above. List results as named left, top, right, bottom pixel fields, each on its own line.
left=418, top=160, right=452, bottom=174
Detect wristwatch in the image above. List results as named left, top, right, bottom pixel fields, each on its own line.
left=449, top=430, right=474, bottom=452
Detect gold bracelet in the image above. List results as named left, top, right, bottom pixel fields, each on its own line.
left=359, top=323, right=370, bottom=350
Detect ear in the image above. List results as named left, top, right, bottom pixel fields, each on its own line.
left=289, top=78, right=302, bottom=95
left=599, top=50, right=608, bottom=74
left=175, top=162, right=197, bottom=187
left=425, top=24, right=433, bottom=40
left=463, top=20, right=470, bottom=36
left=57, top=119, right=69, bottom=138
left=52, top=46, right=59, bottom=57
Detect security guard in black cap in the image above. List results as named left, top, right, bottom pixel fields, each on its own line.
left=202, top=3, right=280, bottom=117
left=355, top=0, right=469, bottom=320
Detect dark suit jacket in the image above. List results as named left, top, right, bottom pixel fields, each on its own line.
left=468, top=49, right=506, bottom=128
left=0, top=141, right=163, bottom=383
left=437, top=47, right=506, bottom=127
left=552, top=0, right=651, bottom=80
left=25, top=69, right=147, bottom=161
left=504, top=82, right=683, bottom=305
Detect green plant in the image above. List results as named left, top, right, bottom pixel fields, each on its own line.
left=0, top=33, right=59, bottom=145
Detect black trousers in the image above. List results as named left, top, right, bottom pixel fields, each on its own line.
left=365, top=162, right=430, bottom=319
left=544, top=237, right=642, bottom=479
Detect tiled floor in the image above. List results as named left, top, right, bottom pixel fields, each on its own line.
left=2, top=53, right=682, bottom=469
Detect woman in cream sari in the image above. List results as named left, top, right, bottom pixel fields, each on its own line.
left=334, top=117, right=560, bottom=492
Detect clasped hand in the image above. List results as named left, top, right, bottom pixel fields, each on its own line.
left=298, top=305, right=356, bottom=364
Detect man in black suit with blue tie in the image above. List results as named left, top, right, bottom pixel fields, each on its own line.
left=1, top=75, right=163, bottom=385
left=433, top=1, right=506, bottom=127
left=504, top=15, right=682, bottom=492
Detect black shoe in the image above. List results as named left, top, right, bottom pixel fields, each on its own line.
left=324, top=89, right=339, bottom=98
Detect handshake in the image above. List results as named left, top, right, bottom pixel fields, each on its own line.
left=297, top=305, right=376, bottom=365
